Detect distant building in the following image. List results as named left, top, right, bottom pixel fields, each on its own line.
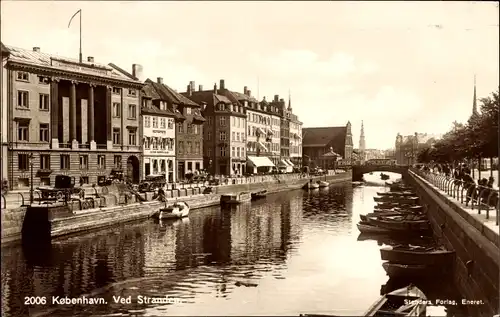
left=1, top=43, right=10, bottom=187
left=288, top=97, right=303, bottom=168
left=395, top=132, right=441, bottom=165
left=141, top=78, right=186, bottom=182
left=302, top=122, right=353, bottom=169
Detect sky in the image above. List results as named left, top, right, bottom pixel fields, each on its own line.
left=1, top=1, right=498, bottom=149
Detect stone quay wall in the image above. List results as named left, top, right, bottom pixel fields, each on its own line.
left=2, top=172, right=352, bottom=244
left=407, top=170, right=499, bottom=317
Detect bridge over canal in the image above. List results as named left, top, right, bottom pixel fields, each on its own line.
left=351, top=164, right=408, bottom=181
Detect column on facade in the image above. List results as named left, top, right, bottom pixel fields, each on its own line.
left=50, top=77, right=59, bottom=148
left=70, top=81, right=78, bottom=148
left=106, top=85, right=113, bottom=149
left=88, top=84, right=96, bottom=149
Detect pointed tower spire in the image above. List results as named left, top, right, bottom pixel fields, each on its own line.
left=359, top=120, right=366, bottom=163
left=287, top=89, right=292, bottom=111
left=472, top=74, right=479, bottom=116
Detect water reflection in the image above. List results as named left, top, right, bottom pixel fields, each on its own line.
left=1, top=181, right=467, bottom=317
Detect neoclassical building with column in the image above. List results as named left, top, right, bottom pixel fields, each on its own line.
left=4, top=44, right=144, bottom=189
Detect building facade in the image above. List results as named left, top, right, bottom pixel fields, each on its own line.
left=288, top=98, right=303, bottom=168
left=395, top=132, right=441, bottom=165
left=4, top=45, right=143, bottom=189
left=141, top=78, right=180, bottom=182
left=182, top=80, right=245, bottom=176
left=302, top=122, right=354, bottom=169
left=1, top=43, right=10, bottom=188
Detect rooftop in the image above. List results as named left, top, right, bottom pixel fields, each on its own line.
left=302, top=126, right=347, bottom=147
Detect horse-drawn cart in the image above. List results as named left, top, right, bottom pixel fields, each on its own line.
left=37, top=175, right=84, bottom=201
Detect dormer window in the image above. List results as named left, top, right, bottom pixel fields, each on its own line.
left=186, top=107, right=191, bottom=115
left=217, top=103, right=224, bottom=111
left=244, top=101, right=248, bottom=107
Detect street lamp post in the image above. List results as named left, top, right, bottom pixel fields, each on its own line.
left=29, top=153, right=34, bottom=204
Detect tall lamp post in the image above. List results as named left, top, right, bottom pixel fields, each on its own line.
left=29, top=153, right=34, bottom=204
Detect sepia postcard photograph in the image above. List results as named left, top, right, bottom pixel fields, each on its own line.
left=0, top=1, right=499, bottom=317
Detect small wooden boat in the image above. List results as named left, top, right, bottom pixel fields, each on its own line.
left=251, top=190, right=267, bottom=200
left=382, top=262, right=445, bottom=279
left=157, top=201, right=190, bottom=220
left=380, top=173, right=390, bottom=180
left=368, top=217, right=430, bottom=231
left=220, top=192, right=252, bottom=205
left=377, top=191, right=416, bottom=197
left=380, top=245, right=455, bottom=266
left=357, top=222, right=392, bottom=234
left=364, top=285, right=427, bottom=316
left=357, top=233, right=436, bottom=245
left=360, top=211, right=406, bottom=222
left=374, top=196, right=419, bottom=205
left=317, top=180, right=329, bottom=188
left=303, top=182, right=320, bottom=190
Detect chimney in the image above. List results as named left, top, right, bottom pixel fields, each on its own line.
left=274, top=95, right=279, bottom=102
left=87, top=56, right=94, bottom=62
left=132, top=64, right=143, bottom=81
left=247, top=90, right=251, bottom=97
left=33, top=47, right=40, bottom=52
left=220, top=79, right=225, bottom=90
left=279, top=98, right=284, bottom=102
left=214, top=83, right=218, bottom=93
left=244, top=86, right=248, bottom=95
left=157, top=77, right=163, bottom=84
left=187, top=84, right=192, bottom=96
left=199, top=85, right=203, bottom=91
left=189, top=81, right=195, bottom=92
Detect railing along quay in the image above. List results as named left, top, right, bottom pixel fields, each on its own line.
left=411, top=168, right=499, bottom=226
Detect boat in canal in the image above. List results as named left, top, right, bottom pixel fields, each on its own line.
left=360, top=211, right=407, bottom=222
left=251, top=190, right=267, bottom=200
left=357, top=222, right=393, bottom=234
left=303, top=182, right=320, bottom=190
left=363, top=284, right=427, bottom=316
left=357, top=233, right=436, bottom=245
left=380, top=245, right=455, bottom=266
left=220, top=192, right=252, bottom=205
left=380, top=173, right=390, bottom=180
left=377, top=191, right=416, bottom=197
left=156, top=201, right=190, bottom=220
left=382, top=262, right=446, bottom=279
left=367, top=217, right=430, bottom=231
left=317, top=181, right=329, bottom=188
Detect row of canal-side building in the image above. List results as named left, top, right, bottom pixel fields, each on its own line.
left=1, top=43, right=355, bottom=190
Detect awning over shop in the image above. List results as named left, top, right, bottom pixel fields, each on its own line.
left=286, top=159, right=294, bottom=166
left=247, top=156, right=275, bottom=167
left=279, top=159, right=289, bottom=167
left=256, top=128, right=266, bottom=136
left=257, top=141, right=268, bottom=152
left=267, top=129, right=274, bottom=136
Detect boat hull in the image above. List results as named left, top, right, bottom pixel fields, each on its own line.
left=368, top=218, right=430, bottom=231
left=382, top=262, right=445, bottom=279
left=357, top=223, right=392, bottom=234
left=221, top=192, right=252, bottom=204
left=158, top=202, right=190, bottom=220
left=380, top=248, right=455, bottom=266
left=251, top=191, right=267, bottom=200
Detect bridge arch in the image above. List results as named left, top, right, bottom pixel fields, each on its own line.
left=352, top=165, right=408, bottom=181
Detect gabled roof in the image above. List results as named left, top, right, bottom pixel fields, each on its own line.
left=1, top=42, right=9, bottom=56
left=145, top=78, right=200, bottom=107
left=5, top=45, right=138, bottom=83
left=230, top=90, right=259, bottom=103
left=302, top=127, right=347, bottom=147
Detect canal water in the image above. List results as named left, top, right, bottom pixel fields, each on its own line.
left=1, top=172, right=468, bottom=317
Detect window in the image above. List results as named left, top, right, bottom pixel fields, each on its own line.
left=18, top=122, right=29, bottom=141
left=152, top=117, right=158, bottom=128
left=207, top=131, right=211, bottom=140
left=187, top=124, right=193, bottom=134
left=220, top=131, right=226, bottom=141
left=186, top=107, right=191, bottom=115
left=232, top=117, right=236, bottom=126
left=193, top=125, right=199, bottom=134
left=114, top=155, right=122, bottom=168
left=128, top=130, right=136, bottom=145
left=128, top=104, right=137, bottom=119
left=144, top=137, right=150, bottom=149
left=113, top=102, right=121, bottom=117
left=113, top=128, right=121, bottom=145
left=144, top=116, right=150, bottom=128
left=220, top=145, right=226, bottom=157
left=97, top=155, right=106, bottom=169
left=160, top=118, right=166, bottom=128
left=38, top=76, right=49, bottom=84
left=40, top=177, right=51, bottom=186
left=128, top=89, right=137, bottom=96
left=80, top=177, right=89, bottom=185
left=167, top=119, right=174, bottom=129
left=220, top=117, right=226, bottom=126
left=177, top=123, right=184, bottom=133
left=207, top=117, right=213, bottom=125
left=17, top=91, right=29, bottom=108
left=16, top=71, right=29, bottom=81
left=195, top=162, right=200, bottom=171
left=152, top=138, right=158, bottom=150
left=207, top=148, right=212, bottom=157
left=241, top=148, right=245, bottom=157
left=39, top=94, right=49, bottom=110
left=237, top=132, right=240, bottom=141
left=186, top=141, right=192, bottom=154
left=39, top=124, right=49, bottom=142
left=187, top=162, right=193, bottom=172
left=79, top=155, right=89, bottom=169
left=195, top=142, right=200, bottom=154
left=112, top=87, right=121, bottom=94
left=232, top=132, right=235, bottom=140
left=248, top=126, right=251, bottom=136
left=232, top=147, right=235, bottom=157
left=60, top=154, right=70, bottom=170
left=40, top=154, right=50, bottom=169
left=18, top=154, right=29, bottom=171
left=178, top=141, right=184, bottom=154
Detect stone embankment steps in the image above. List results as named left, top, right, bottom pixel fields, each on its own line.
left=1, top=172, right=352, bottom=245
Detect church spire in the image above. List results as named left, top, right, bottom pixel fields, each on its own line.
left=472, top=75, right=479, bottom=116
left=287, top=89, right=292, bottom=111
left=359, top=120, right=366, bottom=163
